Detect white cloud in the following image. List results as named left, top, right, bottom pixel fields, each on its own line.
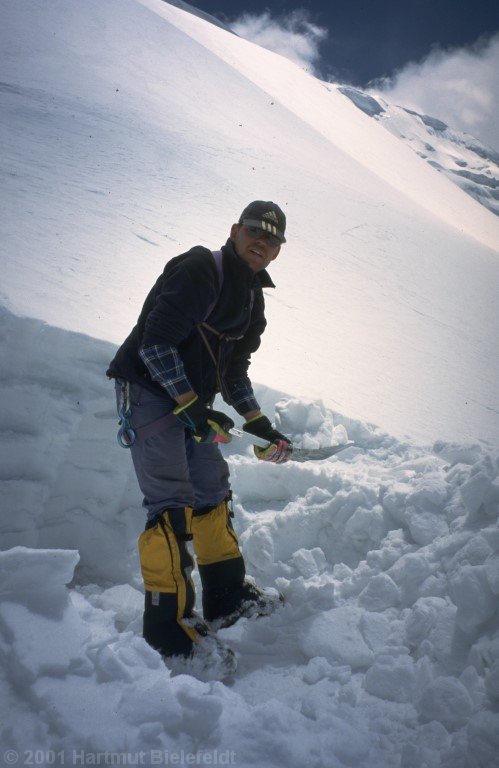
left=371, top=34, right=499, bottom=150
left=230, top=10, right=327, bottom=73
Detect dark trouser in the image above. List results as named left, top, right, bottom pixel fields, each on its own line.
left=120, top=382, right=230, bottom=518
left=116, top=381, right=245, bottom=655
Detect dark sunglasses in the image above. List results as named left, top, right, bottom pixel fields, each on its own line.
left=244, top=225, right=281, bottom=248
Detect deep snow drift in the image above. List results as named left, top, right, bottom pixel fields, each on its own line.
left=1, top=0, right=499, bottom=766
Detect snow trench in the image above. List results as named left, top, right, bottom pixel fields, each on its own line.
left=1, top=307, right=498, bottom=768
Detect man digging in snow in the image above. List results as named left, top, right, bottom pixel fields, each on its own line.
left=107, top=201, right=292, bottom=672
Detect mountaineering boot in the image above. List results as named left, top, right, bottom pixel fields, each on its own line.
left=191, top=494, right=283, bottom=627
left=203, top=576, right=284, bottom=629
left=168, top=612, right=237, bottom=680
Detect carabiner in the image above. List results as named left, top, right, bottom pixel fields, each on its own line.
left=117, top=404, right=136, bottom=448
left=117, top=422, right=136, bottom=448
left=116, top=380, right=136, bottom=448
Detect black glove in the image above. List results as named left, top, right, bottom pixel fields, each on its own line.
left=174, top=396, right=234, bottom=443
left=242, top=414, right=293, bottom=463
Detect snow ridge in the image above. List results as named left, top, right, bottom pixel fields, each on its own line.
left=339, top=85, right=499, bottom=217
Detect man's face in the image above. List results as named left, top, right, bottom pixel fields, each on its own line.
left=230, top=223, right=281, bottom=273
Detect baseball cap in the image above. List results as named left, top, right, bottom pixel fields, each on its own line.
left=238, top=200, right=286, bottom=243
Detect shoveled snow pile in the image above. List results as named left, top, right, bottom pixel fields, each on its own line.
left=1, top=308, right=498, bottom=767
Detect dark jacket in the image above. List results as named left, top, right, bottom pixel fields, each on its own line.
left=107, top=239, right=274, bottom=409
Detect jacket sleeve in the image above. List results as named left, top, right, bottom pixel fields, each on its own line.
left=141, top=249, right=218, bottom=348
left=139, top=343, right=194, bottom=399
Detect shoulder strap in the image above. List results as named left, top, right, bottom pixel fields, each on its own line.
left=203, top=248, right=256, bottom=321
left=203, top=250, right=224, bottom=320
left=198, top=249, right=256, bottom=401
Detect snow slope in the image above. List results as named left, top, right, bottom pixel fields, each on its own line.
left=1, top=0, right=498, bottom=443
left=1, top=0, right=499, bottom=765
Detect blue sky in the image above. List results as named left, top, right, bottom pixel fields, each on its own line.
left=188, top=0, right=499, bottom=148
left=192, top=0, right=499, bottom=84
